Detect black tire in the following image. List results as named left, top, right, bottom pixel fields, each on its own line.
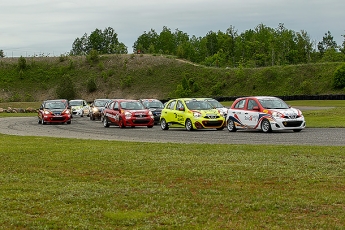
left=227, top=119, right=237, bottom=132
left=38, top=118, right=41, bottom=124
left=293, top=129, right=302, bottom=132
left=42, top=119, right=46, bottom=125
left=261, top=119, right=272, bottom=133
left=147, top=125, right=153, bottom=128
left=185, top=119, right=193, bottom=131
left=160, top=118, right=169, bottom=130
left=66, top=120, right=71, bottom=124
left=103, top=116, right=110, bottom=127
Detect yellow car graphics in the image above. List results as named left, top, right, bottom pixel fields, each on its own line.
left=160, top=98, right=226, bottom=131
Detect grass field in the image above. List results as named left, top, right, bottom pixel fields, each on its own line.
left=1, top=100, right=345, bottom=228
left=1, top=134, right=345, bottom=229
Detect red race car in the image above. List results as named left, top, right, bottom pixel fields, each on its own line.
left=102, top=99, right=154, bottom=128
left=38, top=99, right=72, bottom=125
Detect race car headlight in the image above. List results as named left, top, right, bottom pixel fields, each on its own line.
left=272, top=111, right=284, bottom=118
left=218, top=110, right=226, bottom=117
left=193, top=112, right=202, bottom=118
left=63, top=109, right=70, bottom=114
left=124, top=111, right=132, bottom=118
left=44, top=110, right=51, bottom=115
left=92, top=107, right=98, bottom=112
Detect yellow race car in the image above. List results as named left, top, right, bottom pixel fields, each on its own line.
left=160, top=98, right=226, bottom=131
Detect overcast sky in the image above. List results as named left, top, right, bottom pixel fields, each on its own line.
left=1, top=0, right=344, bottom=57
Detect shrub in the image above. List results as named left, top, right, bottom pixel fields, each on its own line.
left=18, top=56, right=27, bottom=70
left=86, top=49, right=100, bottom=64
left=87, top=77, right=97, bottom=93
left=333, top=64, right=345, bottom=89
left=56, top=75, right=76, bottom=100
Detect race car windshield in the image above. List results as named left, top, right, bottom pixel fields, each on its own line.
left=121, top=101, right=145, bottom=110
left=207, top=100, right=224, bottom=108
left=94, top=100, right=108, bottom=107
left=70, top=101, right=83, bottom=106
left=259, top=98, right=289, bottom=109
left=45, top=102, right=65, bottom=109
left=143, top=101, right=164, bottom=109
left=186, top=100, right=213, bottom=110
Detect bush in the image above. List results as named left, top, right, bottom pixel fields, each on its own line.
left=56, top=75, right=76, bottom=100
left=18, top=56, right=27, bottom=70
left=87, top=77, right=97, bottom=93
left=333, top=64, right=345, bottom=89
left=86, top=49, right=100, bottom=64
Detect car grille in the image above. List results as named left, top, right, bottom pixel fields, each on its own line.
left=51, top=117, right=65, bottom=121
left=202, top=120, right=224, bottom=127
left=282, top=121, right=303, bottom=127
left=132, top=119, right=151, bottom=124
left=204, top=114, right=220, bottom=119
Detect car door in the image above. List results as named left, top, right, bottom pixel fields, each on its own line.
left=228, top=98, right=247, bottom=127
left=173, top=100, right=186, bottom=127
left=104, top=101, right=116, bottom=124
left=162, top=100, right=177, bottom=125
left=243, top=99, right=261, bottom=128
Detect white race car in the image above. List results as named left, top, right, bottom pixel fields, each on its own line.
left=226, top=96, right=306, bottom=133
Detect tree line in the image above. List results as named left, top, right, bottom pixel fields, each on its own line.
left=3, top=23, right=343, bottom=68
left=132, top=24, right=345, bottom=67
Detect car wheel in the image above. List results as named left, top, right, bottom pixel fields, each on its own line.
left=67, top=120, right=71, bottom=124
left=42, top=118, right=46, bottom=125
left=147, top=125, right=153, bottom=128
left=38, top=117, right=41, bottom=124
left=80, top=111, right=84, bottom=117
left=103, top=116, right=110, bottom=127
left=160, top=118, right=169, bottom=130
left=293, top=129, right=302, bottom=132
left=227, top=119, right=237, bottom=132
left=185, top=119, right=193, bottom=131
left=118, top=118, right=125, bottom=128
left=261, top=119, right=272, bottom=133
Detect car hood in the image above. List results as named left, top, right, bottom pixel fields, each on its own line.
left=48, top=108, right=65, bottom=113
left=191, top=109, right=221, bottom=116
left=266, top=108, right=302, bottom=117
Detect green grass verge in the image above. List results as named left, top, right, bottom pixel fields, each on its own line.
left=1, top=134, right=344, bottom=229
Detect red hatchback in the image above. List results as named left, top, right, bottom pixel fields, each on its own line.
left=102, top=99, right=154, bottom=128
left=38, top=99, right=72, bottom=125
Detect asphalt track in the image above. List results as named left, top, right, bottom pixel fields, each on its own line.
left=0, top=117, right=344, bottom=146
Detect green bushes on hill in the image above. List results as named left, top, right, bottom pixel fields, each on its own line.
left=0, top=54, right=344, bottom=102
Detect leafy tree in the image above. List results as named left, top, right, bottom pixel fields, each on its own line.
left=133, top=29, right=158, bottom=53
left=70, top=27, right=127, bottom=55
left=317, top=31, right=338, bottom=55
left=333, top=64, right=345, bottom=89
left=340, top=32, right=345, bottom=54
left=0, top=49, right=4, bottom=58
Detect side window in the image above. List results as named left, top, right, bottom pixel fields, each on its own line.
left=108, top=102, right=114, bottom=109
left=176, top=101, right=184, bottom=110
left=247, top=99, right=258, bottom=110
left=114, top=102, right=118, bottom=110
left=167, top=101, right=176, bottom=110
left=234, top=99, right=246, bottom=109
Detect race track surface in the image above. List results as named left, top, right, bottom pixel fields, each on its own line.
left=0, top=117, right=344, bottom=146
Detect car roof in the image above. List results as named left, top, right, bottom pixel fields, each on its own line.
left=235, top=96, right=279, bottom=100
